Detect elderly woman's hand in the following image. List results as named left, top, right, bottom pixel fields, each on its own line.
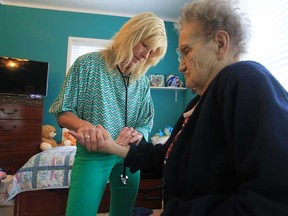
left=96, top=125, right=130, bottom=158
left=116, top=127, right=143, bottom=146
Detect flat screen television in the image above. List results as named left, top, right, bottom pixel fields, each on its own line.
left=0, top=56, right=49, bottom=97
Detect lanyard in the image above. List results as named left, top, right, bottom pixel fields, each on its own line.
left=117, top=65, right=130, bottom=185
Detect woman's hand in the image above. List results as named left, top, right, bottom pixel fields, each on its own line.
left=68, top=122, right=105, bottom=152
left=116, top=127, right=143, bottom=146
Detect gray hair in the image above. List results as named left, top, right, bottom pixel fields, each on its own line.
left=174, top=0, right=251, bottom=58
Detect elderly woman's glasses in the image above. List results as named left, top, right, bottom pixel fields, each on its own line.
left=176, top=49, right=184, bottom=63
left=176, top=34, right=215, bottom=63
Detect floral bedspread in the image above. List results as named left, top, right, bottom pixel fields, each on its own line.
left=0, top=146, right=76, bottom=204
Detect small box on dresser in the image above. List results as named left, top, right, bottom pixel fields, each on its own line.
left=0, top=96, right=43, bottom=175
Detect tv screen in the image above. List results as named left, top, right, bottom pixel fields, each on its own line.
left=0, top=56, right=49, bottom=97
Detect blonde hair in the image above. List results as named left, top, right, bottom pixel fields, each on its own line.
left=102, top=12, right=167, bottom=80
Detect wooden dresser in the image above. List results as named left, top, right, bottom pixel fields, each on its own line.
left=0, top=96, right=43, bottom=175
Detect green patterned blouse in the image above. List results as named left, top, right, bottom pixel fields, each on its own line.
left=49, top=52, right=154, bottom=141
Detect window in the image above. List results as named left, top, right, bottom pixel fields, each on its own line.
left=64, top=37, right=111, bottom=140
left=66, top=37, right=111, bottom=74
left=240, top=0, right=288, bottom=90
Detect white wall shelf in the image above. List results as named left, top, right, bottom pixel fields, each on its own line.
left=150, top=86, right=187, bottom=102
left=150, top=87, right=186, bottom=90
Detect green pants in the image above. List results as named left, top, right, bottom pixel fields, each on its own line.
left=66, top=147, right=140, bottom=216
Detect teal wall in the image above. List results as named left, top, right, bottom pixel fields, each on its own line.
left=0, top=5, right=194, bottom=142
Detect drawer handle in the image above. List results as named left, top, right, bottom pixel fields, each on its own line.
left=0, top=141, right=16, bottom=148
left=0, top=125, right=17, bottom=132
left=0, top=108, right=18, bottom=115
left=143, top=186, right=162, bottom=200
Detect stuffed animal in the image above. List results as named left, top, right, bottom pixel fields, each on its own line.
left=40, top=125, right=58, bottom=151
left=151, top=126, right=173, bottom=145
left=0, top=168, right=7, bottom=182
left=59, top=128, right=76, bottom=146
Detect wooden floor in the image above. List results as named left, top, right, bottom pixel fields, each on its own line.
left=0, top=205, right=162, bottom=216
left=96, top=209, right=162, bottom=216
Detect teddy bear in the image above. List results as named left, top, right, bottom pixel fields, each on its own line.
left=40, top=125, right=59, bottom=151
left=59, top=128, right=76, bottom=147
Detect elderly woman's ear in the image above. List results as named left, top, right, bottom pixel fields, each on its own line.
left=214, top=31, right=230, bottom=60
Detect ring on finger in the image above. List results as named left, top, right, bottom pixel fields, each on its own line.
left=84, top=134, right=90, bottom=139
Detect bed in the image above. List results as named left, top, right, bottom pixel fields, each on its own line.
left=0, top=146, right=75, bottom=204
left=0, top=146, right=162, bottom=216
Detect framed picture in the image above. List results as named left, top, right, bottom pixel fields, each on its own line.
left=148, top=74, right=165, bottom=87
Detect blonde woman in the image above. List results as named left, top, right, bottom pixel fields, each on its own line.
left=49, top=12, right=167, bottom=216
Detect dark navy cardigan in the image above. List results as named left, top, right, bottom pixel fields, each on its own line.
left=125, top=61, right=288, bottom=216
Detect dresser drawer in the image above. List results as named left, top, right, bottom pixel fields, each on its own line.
left=0, top=103, right=43, bottom=120
left=0, top=150, right=39, bottom=174
left=0, top=119, right=42, bottom=136
left=0, top=135, right=41, bottom=152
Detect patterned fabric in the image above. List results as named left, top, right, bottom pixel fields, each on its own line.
left=49, top=52, right=154, bottom=141
left=164, top=103, right=199, bottom=162
left=0, top=146, right=76, bottom=204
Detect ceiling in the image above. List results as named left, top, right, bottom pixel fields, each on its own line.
left=0, top=0, right=193, bottom=21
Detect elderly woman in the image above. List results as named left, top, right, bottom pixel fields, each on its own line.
left=79, top=0, right=288, bottom=215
